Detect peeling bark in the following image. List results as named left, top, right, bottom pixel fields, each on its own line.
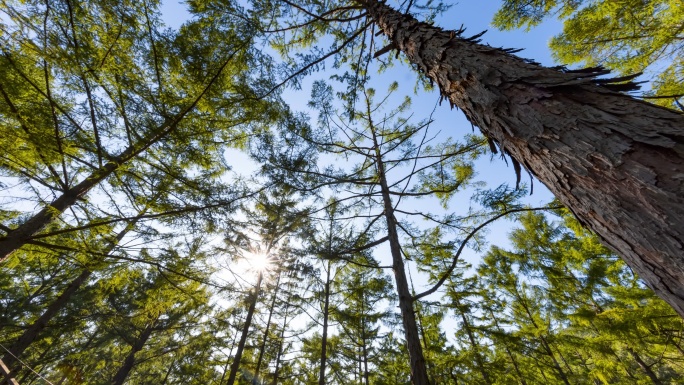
left=363, top=0, right=684, bottom=316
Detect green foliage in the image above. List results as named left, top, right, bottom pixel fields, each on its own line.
left=494, top=0, right=684, bottom=108
left=2, top=1, right=684, bottom=384
left=476, top=208, right=684, bottom=384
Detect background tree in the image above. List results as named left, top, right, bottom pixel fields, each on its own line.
left=494, top=0, right=684, bottom=109
left=0, top=0, right=280, bottom=260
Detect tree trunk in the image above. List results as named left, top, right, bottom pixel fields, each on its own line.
left=453, top=300, right=491, bottom=385
left=413, top=302, right=436, bottom=385
left=515, top=288, right=572, bottom=385
left=219, top=322, right=241, bottom=385
left=271, top=303, right=290, bottom=385
left=363, top=0, right=684, bottom=317
left=359, top=288, right=370, bottom=385
left=371, top=123, right=430, bottom=385
left=487, top=308, right=527, bottom=385
left=226, top=271, right=263, bottom=385
left=110, top=325, right=155, bottom=385
left=627, top=347, right=662, bottom=385
left=361, top=324, right=370, bottom=385
left=318, top=260, right=332, bottom=385
left=254, top=271, right=282, bottom=384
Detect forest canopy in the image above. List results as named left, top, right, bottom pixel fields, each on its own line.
left=0, top=0, right=683, bottom=384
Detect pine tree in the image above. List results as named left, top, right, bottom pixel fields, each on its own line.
left=0, top=0, right=281, bottom=261
left=250, top=0, right=684, bottom=319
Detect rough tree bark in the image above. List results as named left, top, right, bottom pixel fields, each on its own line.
left=362, top=0, right=684, bottom=316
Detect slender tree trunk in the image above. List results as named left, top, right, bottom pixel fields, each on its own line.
left=358, top=345, right=363, bottom=383
left=553, top=345, right=575, bottom=377
left=575, top=350, right=602, bottom=385
left=160, top=357, right=176, bottom=385
left=254, top=271, right=282, bottom=384
left=535, top=359, right=550, bottom=383
left=271, top=304, right=290, bottom=385
left=487, top=309, right=528, bottom=385
left=370, top=122, right=430, bottom=385
left=361, top=323, right=370, bottom=385
left=449, top=372, right=459, bottom=385
left=363, top=0, right=684, bottom=317
left=55, top=373, right=68, bottom=385
left=219, top=323, right=241, bottom=385
left=413, top=301, right=435, bottom=385
left=0, top=58, right=233, bottom=262
left=627, top=347, right=662, bottom=385
left=453, top=300, right=491, bottom=385
left=359, top=291, right=370, bottom=385
left=227, top=271, right=263, bottom=385
left=110, top=325, right=155, bottom=385
left=318, top=260, right=332, bottom=385
left=585, top=293, right=660, bottom=382
left=515, top=288, right=571, bottom=385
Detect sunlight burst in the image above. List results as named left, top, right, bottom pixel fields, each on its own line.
left=247, top=252, right=273, bottom=272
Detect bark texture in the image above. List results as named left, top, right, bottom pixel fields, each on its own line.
left=365, top=1, right=684, bottom=316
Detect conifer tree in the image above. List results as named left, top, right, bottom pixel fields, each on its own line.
left=249, top=0, right=684, bottom=318
left=0, top=0, right=281, bottom=261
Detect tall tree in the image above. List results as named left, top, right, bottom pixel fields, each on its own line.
left=478, top=208, right=684, bottom=384
left=254, top=0, right=684, bottom=317
left=226, top=269, right=264, bottom=385
left=0, top=0, right=279, bottom=261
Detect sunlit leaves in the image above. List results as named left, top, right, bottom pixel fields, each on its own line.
left=494, top=0, right=684, bottom=108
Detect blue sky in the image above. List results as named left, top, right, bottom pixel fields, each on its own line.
left=160, top=0, right=564, bottom=287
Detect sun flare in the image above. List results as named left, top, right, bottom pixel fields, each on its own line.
left=247, top=252, right=273, bottom=272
